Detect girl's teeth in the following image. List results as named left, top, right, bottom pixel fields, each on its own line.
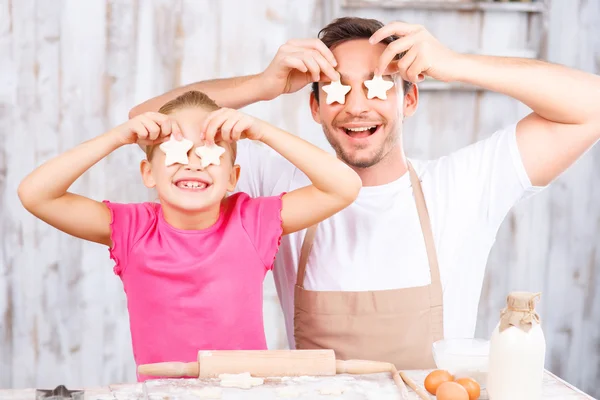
left=178, top=181, right=207, bottom=189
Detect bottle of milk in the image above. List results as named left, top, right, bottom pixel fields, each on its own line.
left=487, top=292, right=546, bottom=400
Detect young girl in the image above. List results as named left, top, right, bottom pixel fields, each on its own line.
left=18, top=90, right=362, bottom=381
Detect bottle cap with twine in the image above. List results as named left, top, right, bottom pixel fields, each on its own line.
left=499, top=292, right=541, bottom=333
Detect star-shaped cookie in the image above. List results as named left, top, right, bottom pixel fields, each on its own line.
left=322, top=79, right=351, bottom=105
left=195, top=143, right=226, bottom=168
left=364, top=75, right=395, bottom=100
left=159, top=136, right=194, bottom=166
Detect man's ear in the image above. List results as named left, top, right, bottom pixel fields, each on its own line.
left=140, top=160, right=156, bottom=188
left=227, top=164, right=241, bottom=192
left=402, top=81, right=419, bottom=117
left=310, top=90, right=322, bottom=124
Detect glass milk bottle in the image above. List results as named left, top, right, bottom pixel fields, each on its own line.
left=487, top=292, right=546, bottom=400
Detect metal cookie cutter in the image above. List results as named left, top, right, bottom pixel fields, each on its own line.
left=36, top=385, right=84, bottom=400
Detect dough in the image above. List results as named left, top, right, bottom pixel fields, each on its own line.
left=195, top=143, right=226, bottom=168
left=218, top=372, right=264, bottom=389
left=364, top=75, right=394, bottom=100
left=276, top=386, right=302, bottom=398
left=159, top=136, right=194, bottom=166
left=322, top=80, right=351, bottom=104
left=319, top=386, right=349, bottom=396
left=190, top=387, right=222, bottom=399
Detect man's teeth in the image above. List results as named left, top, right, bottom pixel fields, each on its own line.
left=346, top=126, right=376, bottom=132
left=177, top=181, right=207, bottom=189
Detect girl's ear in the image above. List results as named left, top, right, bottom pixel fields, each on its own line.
left=227, top=164, right=241, bottom=192
left=140, top=160, right=156, bottom=188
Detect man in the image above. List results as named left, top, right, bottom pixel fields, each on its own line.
left=130, top=17, right=600, bottom=368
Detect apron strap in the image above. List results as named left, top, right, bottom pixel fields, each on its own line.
left=407, top=163, right=443, bottom=306
left=296, top=224, right=317, bottom=288
left=296, top=161, right=442, bottom=301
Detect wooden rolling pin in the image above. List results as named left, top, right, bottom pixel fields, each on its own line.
left=138, top=349, right=337, bottom=378
left=138, top=350, right=417, bottom=400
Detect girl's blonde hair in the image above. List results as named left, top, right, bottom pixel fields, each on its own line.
left=146, top=90, right=237, bottom=161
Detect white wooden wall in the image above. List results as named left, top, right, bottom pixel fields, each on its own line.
left=1, top=0, right=598, bottom=397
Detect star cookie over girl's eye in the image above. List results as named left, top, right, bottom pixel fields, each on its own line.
left=322, top=80, right=351, bottom=105
left=364, top=75, right=394, bottom=100
left=195, top=143, right=226, bottom=168
left=159, top=136, right=194, bottom=166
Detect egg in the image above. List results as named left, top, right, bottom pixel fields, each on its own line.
left=424, top=369, right=454, bottom=395
left=455, top=377, right=481, bottom=400
left=436, top=381, right=470, bottom=400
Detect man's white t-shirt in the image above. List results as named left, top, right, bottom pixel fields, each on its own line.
left=235, top=123, right=543, bottom=349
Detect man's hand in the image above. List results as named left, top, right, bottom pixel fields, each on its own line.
left=258, top=39, right=341, bottom=100
left=369, top=22, right=462, bottom=84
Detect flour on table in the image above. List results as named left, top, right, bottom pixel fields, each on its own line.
left=319, top=385, right=349, bottom=396
left=276, top=386, right=303, bottom=398
left=294, top=375, right=318, bottom=382
left=190, top=387, right=222, bottom=399
left=218, top=372, right=264, bottom=389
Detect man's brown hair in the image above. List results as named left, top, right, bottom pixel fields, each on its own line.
left=311, top=17, right=412, bottom=102
left=146, top=90, right=236, bottom=162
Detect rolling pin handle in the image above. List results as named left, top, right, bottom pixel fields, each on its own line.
left=137, top=361, right=199, bottom=378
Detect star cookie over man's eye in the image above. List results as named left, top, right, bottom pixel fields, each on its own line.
left=364, top=75, right=394, bottom=100
left=159, top=136, right=194, bottom=166
left=195, top=143, right=226, bottom=168
left=322, top=80, right=352, bottom=105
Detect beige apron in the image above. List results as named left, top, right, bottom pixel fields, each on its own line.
left=294, top=162, right=443, bottom=369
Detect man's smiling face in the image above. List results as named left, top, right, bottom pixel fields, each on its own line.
left=310, top=39, right=412, bottom=169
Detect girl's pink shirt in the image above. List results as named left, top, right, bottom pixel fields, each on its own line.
left=103, top=192, right=284, bottom=381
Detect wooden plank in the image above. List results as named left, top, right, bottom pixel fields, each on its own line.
left=132, top=0, right=183, bottom=108
left=99, top=0, right=142, bottom=387
left=341, top=0, right=547, bottom=13
left=0, top=0, right=15, bottom=389
left=40, top=0, right=108, bottom=389
left=4, top=0, right=43, bottom=389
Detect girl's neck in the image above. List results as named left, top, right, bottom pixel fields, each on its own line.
left=160, top=201, right=222, bottom=230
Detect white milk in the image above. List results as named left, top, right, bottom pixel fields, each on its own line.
left=486, top=292, right=546, bottom=400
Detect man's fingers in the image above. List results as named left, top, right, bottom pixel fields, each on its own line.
left=282, top=55, right=309, bottom=73
left=369, top=21, right=421, bottom=45
left=311, top=52, right=340, bottom=82
left=376, top=35, right=416, bottom=77
left=395, top=48, right=418, bottom=83
left=406, top=53, right=429, bottom=83
left=301, top=53, right=322, bottom=82
left=287, top=38, right=337, bottom=67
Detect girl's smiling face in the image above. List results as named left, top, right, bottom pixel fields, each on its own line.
left=141, top=106, right=240, bottom=217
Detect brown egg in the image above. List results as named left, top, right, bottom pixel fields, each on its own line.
left=424, top=369, right=454, bottom=395
left=436, top=381, right=470, bottom=400
left=455, top=377, right=481, bottom=400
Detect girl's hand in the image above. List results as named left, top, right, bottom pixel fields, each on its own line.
left=202, top=108, right=266, bottom=144
left=113, top=112, right=183, bottom=146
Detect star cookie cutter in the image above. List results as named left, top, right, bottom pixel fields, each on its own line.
left=36, top=385, right=84, bottom=400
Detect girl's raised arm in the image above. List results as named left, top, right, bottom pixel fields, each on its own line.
left=202, top=108, right=362, bottom=234
left=18, top=112, right=178, bottom=245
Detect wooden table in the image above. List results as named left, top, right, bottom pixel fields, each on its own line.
left=0, top=370, right=594, bottom=399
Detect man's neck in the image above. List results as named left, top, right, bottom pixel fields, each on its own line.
left=353, top=145, right=408, bottom=187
